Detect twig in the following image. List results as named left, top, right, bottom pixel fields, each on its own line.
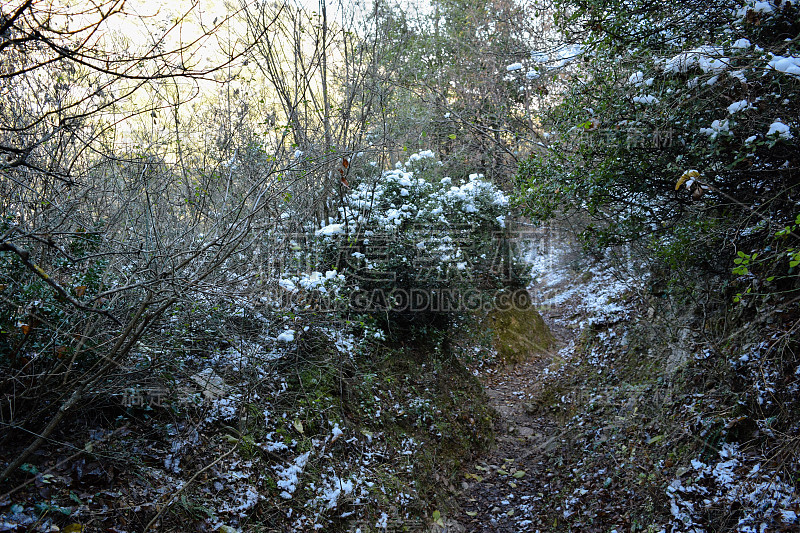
left=0, top=239, right=122, bottom=325
left=0, top=423, right=128, bottom=499
left=144, top=441, right=239, bottom=531
left=0, top=386, right=84, bottom=481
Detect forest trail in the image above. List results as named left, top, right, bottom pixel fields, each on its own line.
left=454, top=327, right=574, bottom=532
left=450, top=230, right=643, bottom=532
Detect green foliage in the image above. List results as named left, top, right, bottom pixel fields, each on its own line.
left=0, top=226, right=110, bottom=369
left=516, top=0, right=800, bottom=301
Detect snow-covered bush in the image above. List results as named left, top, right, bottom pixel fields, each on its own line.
left=315, top=150, right=511, bottom=330
left=515, top=1, right=800, bottom=529
left=519, top=0, right=800, bottom=295
left=664, top=443, right=798, bottom=531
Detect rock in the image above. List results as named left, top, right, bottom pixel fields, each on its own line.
left=487, top=289, right=554, bottom=363
left=190, top=368, right=229, bottom=399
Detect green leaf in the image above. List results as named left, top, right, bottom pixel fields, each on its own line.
left=512, top=470, right=526, bottom=478
left=19, top=463, right=38, bottom=474
left=448, top=134, right=457, bottom=140
left=466, top=511, right=478, bottom=517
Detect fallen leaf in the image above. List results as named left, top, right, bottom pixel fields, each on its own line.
left=676, top=169, right=699, bottom=190
left=513, top=470, right=526, bottom=478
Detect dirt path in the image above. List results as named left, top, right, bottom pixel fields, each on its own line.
left=452, top=305, right=575, bottom=532
left=448, top=234, right=637, bottom=532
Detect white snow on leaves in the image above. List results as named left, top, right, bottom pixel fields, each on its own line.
left=665, top=444, right=799, bottom=532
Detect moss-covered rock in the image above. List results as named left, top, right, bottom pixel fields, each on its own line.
left=487, top=289, right=554, bottom=363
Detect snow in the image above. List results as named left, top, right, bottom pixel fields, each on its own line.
left=316, top=223, right=345, bottom=236
left=666, top=444, right=799, bottom=530
left=277, top=330, right=295, bottom=342
left=632, top=95, right=659, bottom=104
left=732, top=38, right=751, bottom=49
left=699, top=119, right=730, bottom=140
left=628, top=71, right=644, bottom=85
left=275, top=451, right=311, bottom=499
left=331, top=423, right=344, bottom=441
left=730, top=70, right=748, bottom=83
left=627, top=72, right=655, bottom=87
left=408, top=149, right=435, bottom=162
left=750, top=0, right=777, bottom=13
left=527, top=242, right=635, bottom=326
left=767, top=55, right=800, bottom=77
left=221, top=486, right=261, bottom=515
left=767, top=120, right=792, bottom=139
left=530, top=51, right=549, bottom=62
left=727, top=100, right=751, bottom=114
left=376, top=512, right=389, bottom=529
left=319, top=475, right=354, bottom=509
left=279, top=279, right=298, bottom=293
left=664, top=46, right=729, bottom=74
left=506, top=62, right=523, bottom=71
